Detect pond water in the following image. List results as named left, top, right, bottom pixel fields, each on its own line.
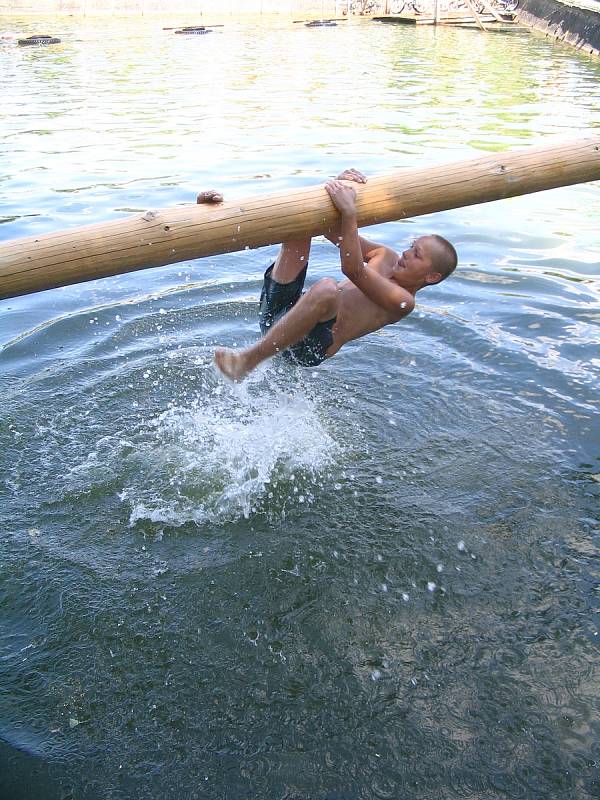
left=1, top=14, right=599, bottom=800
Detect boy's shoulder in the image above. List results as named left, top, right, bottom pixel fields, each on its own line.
left=365, top=244, right=399, bottom=265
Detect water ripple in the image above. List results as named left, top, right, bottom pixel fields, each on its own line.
left=1, top=15, right=600, bottom=800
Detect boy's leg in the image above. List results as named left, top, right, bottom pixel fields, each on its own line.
left=271, top=238, right=311, bottom=283
left=215, top=277, right=339, bottom=381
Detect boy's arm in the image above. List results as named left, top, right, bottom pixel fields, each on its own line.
left=323, top=225, right=388, bottom=263
left=323, top=167, right=396, bottom=265
left=348, top=249, right=414, bottom=317
left=325, top=180, right=414, bottom=317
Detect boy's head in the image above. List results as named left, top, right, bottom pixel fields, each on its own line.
left=427, top=234, right=458, bottom=283
left=397, top=235, right=457, bottom=289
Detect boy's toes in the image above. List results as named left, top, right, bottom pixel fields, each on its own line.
left=214, top=348, right=248, bottom=382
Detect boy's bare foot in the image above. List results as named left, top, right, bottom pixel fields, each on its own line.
left=196, top=190, right=223, bottom=204
left=214, top=348, right=252, bottom=382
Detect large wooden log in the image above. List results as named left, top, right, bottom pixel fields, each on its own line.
left=1, top=136, right=599, bottom=300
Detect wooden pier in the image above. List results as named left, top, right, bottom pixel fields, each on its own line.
left=373, top=10, right=517, bottom=29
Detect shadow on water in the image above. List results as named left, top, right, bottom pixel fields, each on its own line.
left=0, top=738, right=65, bottom=800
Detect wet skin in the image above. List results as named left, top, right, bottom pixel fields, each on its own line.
left=198, top=172, right=446, bottom=381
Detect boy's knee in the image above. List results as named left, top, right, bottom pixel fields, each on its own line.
left=311, top=278, right=338, bottom=310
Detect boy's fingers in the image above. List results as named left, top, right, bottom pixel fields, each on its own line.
left=338, top=168, right=366, bottom=183
left=196, top=190, right=224, bottom=204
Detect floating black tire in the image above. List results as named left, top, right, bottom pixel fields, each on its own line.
left=18, top=35, right=61, bottom=46
left=175, top=26, right=212, bottom=35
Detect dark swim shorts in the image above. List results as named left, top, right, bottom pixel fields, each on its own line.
left=258, top=263, right=336, bottom=367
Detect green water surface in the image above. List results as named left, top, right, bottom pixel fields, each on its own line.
left=1, top=15, right=599, bottom=800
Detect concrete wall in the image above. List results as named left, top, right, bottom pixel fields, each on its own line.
left=518, top=0, right=600, bottom=55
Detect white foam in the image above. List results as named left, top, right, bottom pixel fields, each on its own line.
left=118, top=374, right=339, bottom=527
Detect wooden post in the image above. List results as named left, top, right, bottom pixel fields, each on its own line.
left=1, top=137, right=599, bottom=300
left=463, top=0, right=488, bottom=29
left=476, top=0, right=505, bottom=23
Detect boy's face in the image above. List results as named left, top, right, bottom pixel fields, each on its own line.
left=395, top=236, right=442, bottom=286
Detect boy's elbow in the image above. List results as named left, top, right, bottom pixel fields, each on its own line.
left=341, top=261, right=361, bottom=279
left=397, top=297, right=415, bottom=316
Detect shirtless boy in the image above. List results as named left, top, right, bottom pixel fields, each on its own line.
left=198, top=169, right=457, bottom=381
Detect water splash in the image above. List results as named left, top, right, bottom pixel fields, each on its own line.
left=105, top=372, right=340, bottom=528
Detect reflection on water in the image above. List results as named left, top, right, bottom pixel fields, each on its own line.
left=0, top=15, right=599, bottom=800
